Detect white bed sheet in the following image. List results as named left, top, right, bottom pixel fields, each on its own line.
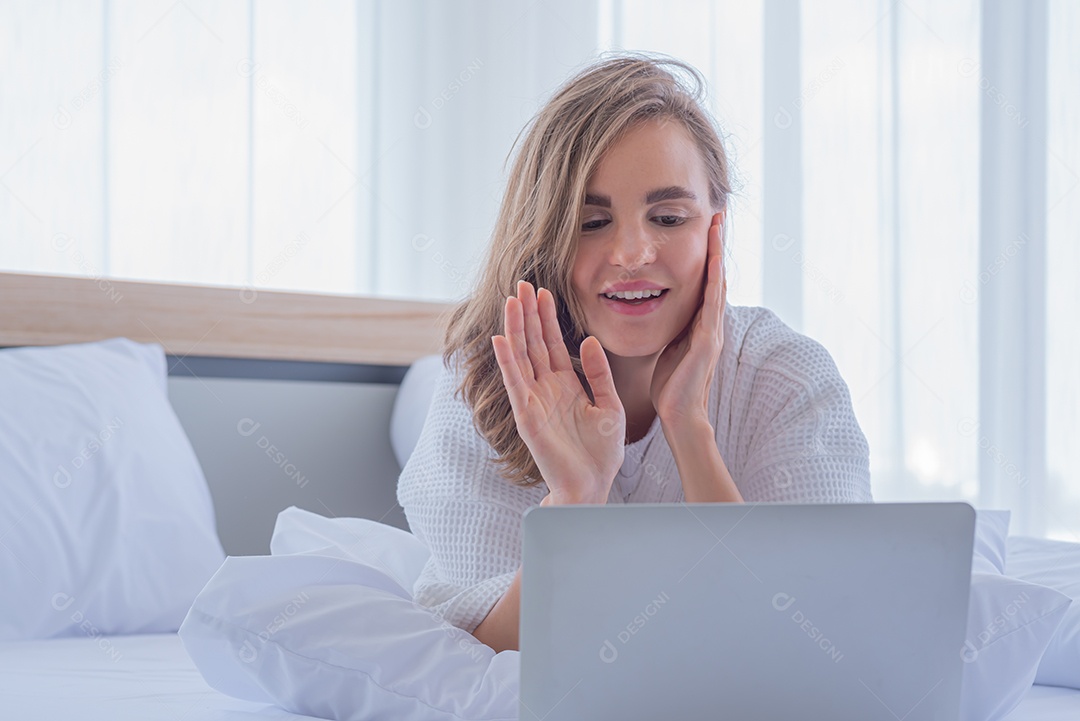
left=0, top=633, right=317, bottom=720
left=0, top=633, right=1078, bottom=721
left=1003, top=684, right=1080, bottom=721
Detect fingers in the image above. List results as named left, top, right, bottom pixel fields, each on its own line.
left=711, top=213, right=723, bottom=259
left=580, top=335, right=620, bottom=412
left=706, top=221, right=721, bottom=328
left=494, top=282, right=570, bottom=403
left=517, top=280, right=551, bottom=376
left=495, top=281, right=585, bottom=411
left=716, top=220, right=726, bottom=315
left=537, top=287, right=574, bottom=373
left=491, top=334, right=528, bottom=412
left=675, top=218, right=722, bottom=358
left=503, top=293, right=535, bottom=385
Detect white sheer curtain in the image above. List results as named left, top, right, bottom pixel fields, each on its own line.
left=798, top=1, right=982, bottom=514
left=1, top=0, right=1075, bottom=537
left=0, top=0, right=599, bottom=300
left=1046, top=0, right=1080, bottom=541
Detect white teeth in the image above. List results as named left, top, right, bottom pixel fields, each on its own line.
left=604, top=288, right=664, bottom=300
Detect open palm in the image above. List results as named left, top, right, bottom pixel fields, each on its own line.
left=492, top=281, right=625, bottom=504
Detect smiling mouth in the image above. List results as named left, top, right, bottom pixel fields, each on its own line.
left=600, top=289, right=669, bottom=305
left=598, top=289, right=669, bottom=317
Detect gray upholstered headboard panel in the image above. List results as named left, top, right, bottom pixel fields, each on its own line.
left=166, top=354, right=443, bottom=556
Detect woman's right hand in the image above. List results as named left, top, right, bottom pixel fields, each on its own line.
left=492, top=280, right=626, bottom=504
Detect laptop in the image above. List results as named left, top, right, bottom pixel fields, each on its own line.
left=519, top=502, right=975, bottom=721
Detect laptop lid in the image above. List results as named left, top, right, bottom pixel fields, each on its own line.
left=520, top=502, right=975, bottom=721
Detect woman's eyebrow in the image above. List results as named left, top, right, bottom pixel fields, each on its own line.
left=583, top=186, right=698, bottom=208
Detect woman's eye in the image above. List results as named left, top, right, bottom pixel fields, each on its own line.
left=654, top=215, right=685, bottom=227
left=580, top=216, right=685, bottom=231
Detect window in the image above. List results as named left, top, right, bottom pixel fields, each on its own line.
left=2, top=0, right=1073, bottom=536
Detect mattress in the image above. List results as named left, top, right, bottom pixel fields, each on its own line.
left=0, top=632, right=1077, bottom=720
left=0, top=633, right=317, bottom=720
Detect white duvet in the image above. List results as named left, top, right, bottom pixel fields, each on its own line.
left=176, top=507, right=1080, bottom=721
left=181, top=507, right=519, bottom=721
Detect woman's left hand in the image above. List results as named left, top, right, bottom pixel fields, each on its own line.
left=650, top=212, right=726, bottom=429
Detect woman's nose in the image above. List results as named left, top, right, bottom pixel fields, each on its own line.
left=609, top=223, right=657, bottom=271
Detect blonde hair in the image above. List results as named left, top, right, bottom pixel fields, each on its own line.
left=442, top=51, right=732, bottom=488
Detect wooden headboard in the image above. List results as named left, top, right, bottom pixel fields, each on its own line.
left=0, top=271, right=454, bottom=366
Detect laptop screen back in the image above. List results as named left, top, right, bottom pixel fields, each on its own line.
left=520, top=502, right=974, bottom=721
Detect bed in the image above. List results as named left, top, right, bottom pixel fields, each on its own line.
left=1, top=271, right=1078, bottom=721
left=0, top=634, right=320, bottom=720
left=0, top=634, right=1077, bottom=721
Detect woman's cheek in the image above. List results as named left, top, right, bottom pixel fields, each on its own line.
left=655, top=225, right=692, bottom=254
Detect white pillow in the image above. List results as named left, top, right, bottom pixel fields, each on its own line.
left=180, top=507, right=518, bottom=721
left=972, top=509, right=1011, bottom=574
left=270, top=505, right=431, bottom=592
left=0, top=338, right=226, bottom=640
left=960, top=570, right=1072, bottom=721
left=957, top=509, right=1069, bottom=721
left=959, top=509, right=1073, bottom=720
left=390, top=353, right=444, bottom=468
left=1006, top=535, right=1080, bottom=689
left=960, top=572, right=1071, bottom=719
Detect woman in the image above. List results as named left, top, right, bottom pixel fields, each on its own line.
left=396, top=52, right=871, bottom=654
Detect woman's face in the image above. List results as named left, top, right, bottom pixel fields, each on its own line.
left=571, top=118, right=719, bottom=359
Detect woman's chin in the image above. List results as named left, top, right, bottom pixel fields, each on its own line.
left=585, top=315, right=683, bottom=359
left=595, top=337, right=666, bottom=360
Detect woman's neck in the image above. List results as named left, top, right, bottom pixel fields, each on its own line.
left=605, top=350, right=660, bottom=443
